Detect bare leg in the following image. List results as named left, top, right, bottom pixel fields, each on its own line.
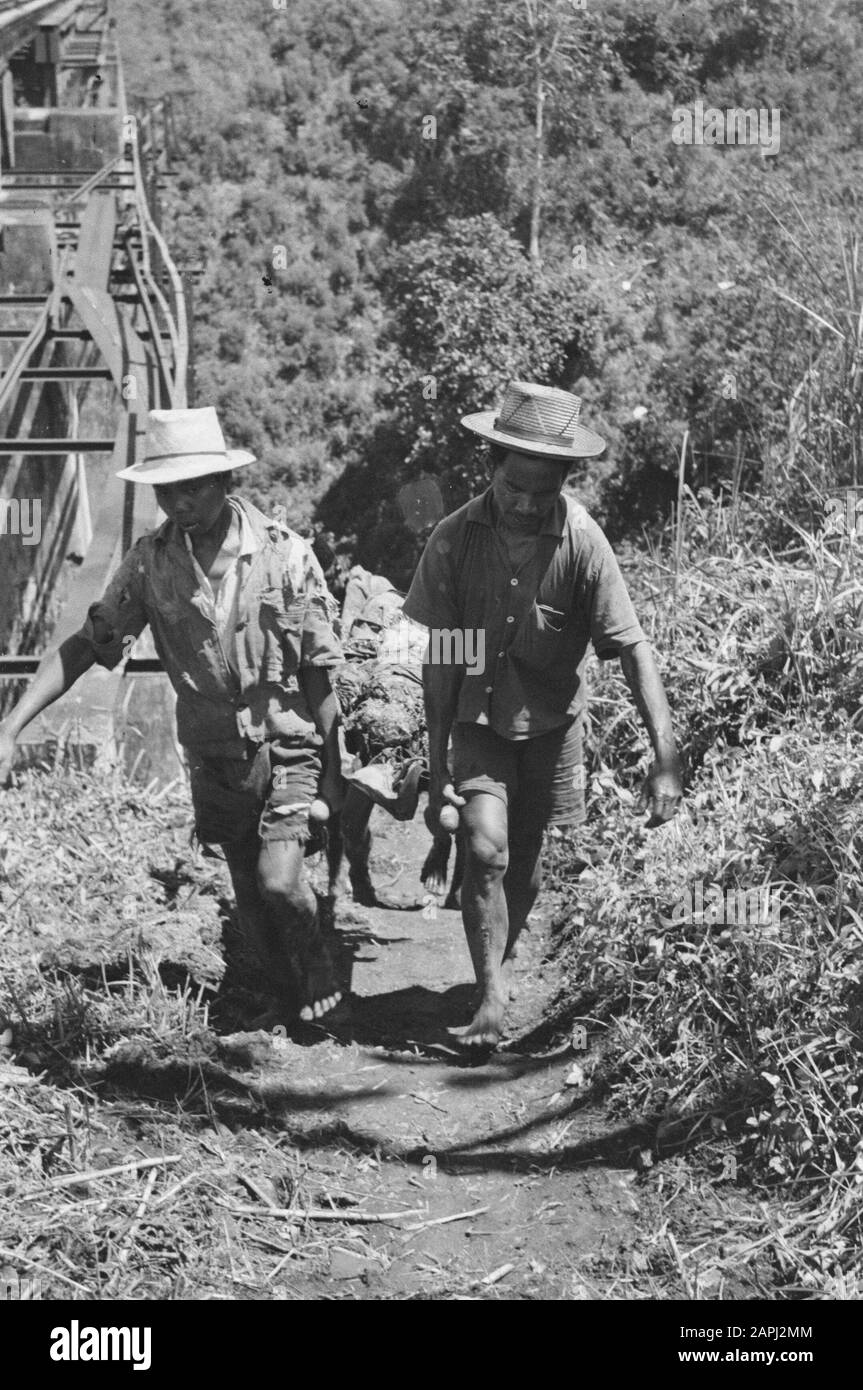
left=339, top=786, right=377, bottom=905
left=341, top=786, right=416, bottom=908
left=502, top=826, right=544, bottom=960
left=457, top=793, right=510, bottom=1049
left=223, top=835, right=291, bottom=988
left=325, top=809, right=345, bottom=902
left=256, top=839, right=342, bottom=1021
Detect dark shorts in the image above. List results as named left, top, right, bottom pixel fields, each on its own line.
left=452, top=718, right=586, bottom=830
left=188, top=738, right=322, bottom=849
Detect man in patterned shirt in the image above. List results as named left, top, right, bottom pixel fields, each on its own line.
left=0, top=408, right=346, bottom=1024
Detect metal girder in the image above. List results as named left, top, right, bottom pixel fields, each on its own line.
left=72, top=186, right=115, bottom=287
left=0, top=1, right=63, bottom=63
left=0, top=300, right=48, bottom=414
left=0, top=328, right=92, bottom=338
left=0, top=655, right=164, bottom=675
left=41, top=411, right=140, bottom=646
left=18, top=367, right=112, bottom=379
left=5, top=179, right=133, bottom=190
left=37, top=0, right=82, bottom=30
left=2, top=167, right=102, bottom=175
left=0, top=438, right=114, bottom=451
left=0, top=0, right=187, bottom=785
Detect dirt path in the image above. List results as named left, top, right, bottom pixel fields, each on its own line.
left=4, top=772, right=772, bottom=1301
left=208, top=801, right=648, bottom=1299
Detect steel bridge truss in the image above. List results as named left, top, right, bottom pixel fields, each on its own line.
left=0, top=0, right=188, bottom=777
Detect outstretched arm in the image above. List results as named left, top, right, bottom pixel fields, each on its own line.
left=618, top=640, right=683, bottom=827
left=0, top=633, right=97, bottom=784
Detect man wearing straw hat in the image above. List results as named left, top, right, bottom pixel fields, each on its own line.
left=403, top=382, right=683, bottom=1049
left=0, top=407, right=346, bottom=1024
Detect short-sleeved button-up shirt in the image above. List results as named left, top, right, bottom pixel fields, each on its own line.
left=181, top=497, right=259, bottom=681
left=79, top=495, right=343, bottom=756
left=402, top=486, right=646, bottom=739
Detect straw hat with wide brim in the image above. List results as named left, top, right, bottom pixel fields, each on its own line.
left=116, top=407, right=256, bottom=484
left=461, top=381, right=606, bottom=459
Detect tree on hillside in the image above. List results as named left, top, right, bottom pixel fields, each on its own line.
left=121, top=0, right=863, bottom=559
left=383, top=213, right=602, bottom=477
left=318, top=212, right=606, bottom=575
left=522, top=0, right=593, bottom=265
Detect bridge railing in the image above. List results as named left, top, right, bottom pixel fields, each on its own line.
left=127, top=107, right=187, bottom=407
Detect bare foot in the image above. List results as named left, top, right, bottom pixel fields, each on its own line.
left=294, top=933, right=343, bottom=1023
left=348, top=872, right=410, bottom=910
left=454, top=993, right=506, bottom=1050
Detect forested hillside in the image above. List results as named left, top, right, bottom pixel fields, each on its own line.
left=114, top=0, right=863, bottom=580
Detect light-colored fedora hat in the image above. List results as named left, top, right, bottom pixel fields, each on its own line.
left=461, top=381, right=605, bottom=459
left=116, top=407, right=256, bottom=484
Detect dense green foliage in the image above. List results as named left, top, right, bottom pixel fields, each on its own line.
left=116, top=0, right=863, bottom=573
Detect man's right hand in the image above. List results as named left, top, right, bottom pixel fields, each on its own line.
left=424, top=779, right=466, bottom=836
left=0, top=636, right=96, bottom=791
left=0, top=726, right=18, bottom=788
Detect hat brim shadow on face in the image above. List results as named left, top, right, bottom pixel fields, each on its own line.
left=461, top=410, right=606, bottom=460
left=115, top=448, right=256, bottom=484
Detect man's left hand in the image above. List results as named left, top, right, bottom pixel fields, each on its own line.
left=639, top=756, right=683, bottom=828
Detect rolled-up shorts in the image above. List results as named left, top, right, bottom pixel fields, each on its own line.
left=187, top=737, right=322, bottom=849
left=452, top=717, right=586, bottom=830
